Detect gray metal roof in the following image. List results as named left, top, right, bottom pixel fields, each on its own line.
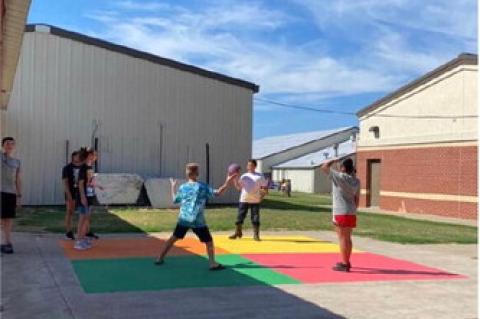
left=253, top=126, right=357, bottom=159
left=24, top=24, right=260, bottom=93
left=273, top=140, right=355, bottom=169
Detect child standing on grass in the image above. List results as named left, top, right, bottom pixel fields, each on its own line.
left=155, top=163, right=236, bottom=270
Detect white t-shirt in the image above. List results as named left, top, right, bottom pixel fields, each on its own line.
left=239, top=172, right=268, bottom=203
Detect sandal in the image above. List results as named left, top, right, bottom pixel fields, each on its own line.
left=209, top=264, right=226, bottom=271
left=154, top=259, right=164, bottom=266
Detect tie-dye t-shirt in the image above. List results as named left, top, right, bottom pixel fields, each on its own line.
left=174, top=181, right=215, bottom=227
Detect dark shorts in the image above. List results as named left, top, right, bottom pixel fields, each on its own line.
left=1, top=192, right=17, bottom=219
left=173, top=224, right=213, bottom=243
left=87, top=196, right=99, bottom=206
left=65, top=189, right=78, bottom=203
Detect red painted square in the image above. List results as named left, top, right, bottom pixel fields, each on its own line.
left=242, top=253, right=465, bottom=284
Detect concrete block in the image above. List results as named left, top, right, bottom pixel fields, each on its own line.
left=95, top=173, right=144, bottom=205
left=145, top=178, right=186, bottom=208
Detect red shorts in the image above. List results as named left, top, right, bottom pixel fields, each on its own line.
left=333, top=215, right=357, bottom=228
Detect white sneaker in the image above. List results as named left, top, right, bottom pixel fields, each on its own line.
left=83, top=239, right=92, bottom=249
left=74, top=241, right=87, bottom=250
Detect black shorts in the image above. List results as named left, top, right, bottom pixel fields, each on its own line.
left=87, top=196, right=99, bottom=206
left=173, top=224, right=213, bottom=243
left=65, top=189, right=78, bottom=202
left=1, top=192, right=17, bottom=219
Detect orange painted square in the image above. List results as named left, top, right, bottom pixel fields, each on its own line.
left=60, top=237, right=228, bottom=260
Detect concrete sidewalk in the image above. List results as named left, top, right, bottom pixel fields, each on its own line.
left=1, top=231, right=477, bottom=319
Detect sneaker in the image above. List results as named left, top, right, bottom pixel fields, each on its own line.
left=86, top=231, right=99, bottom=239
left=74, top=241, right=87, bottom=250
left=83, top=239, right=92, bottom=249
left=335, top=262, right=352, bottom=269
left=65, top=231, right=75, bottom=240
left=154, top=259, right=164, bottom=266
left=5, top=243, right=13, bottom=253
left=332, top=263, right=351, bottom=272
left=209, top=264, right=226, bottom=271
left=1, top=244, right=13, bottom=254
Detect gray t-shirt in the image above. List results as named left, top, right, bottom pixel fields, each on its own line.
left=1, top=153, right=21, bottom=194
left=329, top=169, right=360, bottom=215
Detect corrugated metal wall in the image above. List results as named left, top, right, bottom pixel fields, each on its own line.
left=272, top=168, right=315, bottom=193
left=5, top=31, right=253, bottom=204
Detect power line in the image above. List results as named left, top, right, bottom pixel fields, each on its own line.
left=254, top=97, right=478, bottom=120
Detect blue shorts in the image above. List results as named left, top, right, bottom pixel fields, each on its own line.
left=76, top=205, right=90, bottom=215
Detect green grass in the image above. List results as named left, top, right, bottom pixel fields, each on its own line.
left=16, top=191, right=477, bottom=244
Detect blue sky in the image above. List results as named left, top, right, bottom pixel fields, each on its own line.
left=28, top=0, right=477, bottom=139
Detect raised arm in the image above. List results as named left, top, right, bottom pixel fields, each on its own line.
left=320, top=159, right=336, bottom=175
left=215, top=174, right=238, bottom=196
left=232, top=175, right=242, bottom=191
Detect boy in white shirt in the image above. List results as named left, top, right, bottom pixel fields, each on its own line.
left=229, top=159, right=268, bottom=241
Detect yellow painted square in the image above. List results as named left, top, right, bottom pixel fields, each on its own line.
left=213, top=235, right=362, bottom=254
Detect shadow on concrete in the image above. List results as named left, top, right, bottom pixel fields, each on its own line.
left=353, top=267, right=459, bottom=276
left=7, top=209, right=348, bottom=319
left=55, top=233, right=348, bottom=318
left=262, top=198, right=331, bottom=212
left=242, top=238, right=330, bottom=244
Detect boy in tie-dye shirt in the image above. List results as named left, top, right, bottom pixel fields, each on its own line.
left=155, top=163, right=237, bottom=270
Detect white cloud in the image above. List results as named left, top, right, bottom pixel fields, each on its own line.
left=83, top=0, right=476, bottom=106
left=115, top=1, right=176, bottom=12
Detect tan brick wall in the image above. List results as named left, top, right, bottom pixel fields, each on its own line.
left=357, top=144, right=478, bottom=219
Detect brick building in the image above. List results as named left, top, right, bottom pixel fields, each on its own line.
left=356, top=53, right=478, bottom=219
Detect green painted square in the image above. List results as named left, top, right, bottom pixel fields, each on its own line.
left=72, top=255, right=300, bottom=293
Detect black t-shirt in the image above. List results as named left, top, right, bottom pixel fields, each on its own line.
left=78, top=165, right=94, bottom=196
left=62, top=163, right=83, bottom=194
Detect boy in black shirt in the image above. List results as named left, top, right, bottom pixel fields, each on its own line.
left=62, top=151, right=82, bottom=240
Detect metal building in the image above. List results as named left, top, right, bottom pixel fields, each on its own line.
left=272, top=140, right=356, bottom=193
left=253, top=127, right=358, bottom=175
left=2, top=24, right=259, bottom=205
